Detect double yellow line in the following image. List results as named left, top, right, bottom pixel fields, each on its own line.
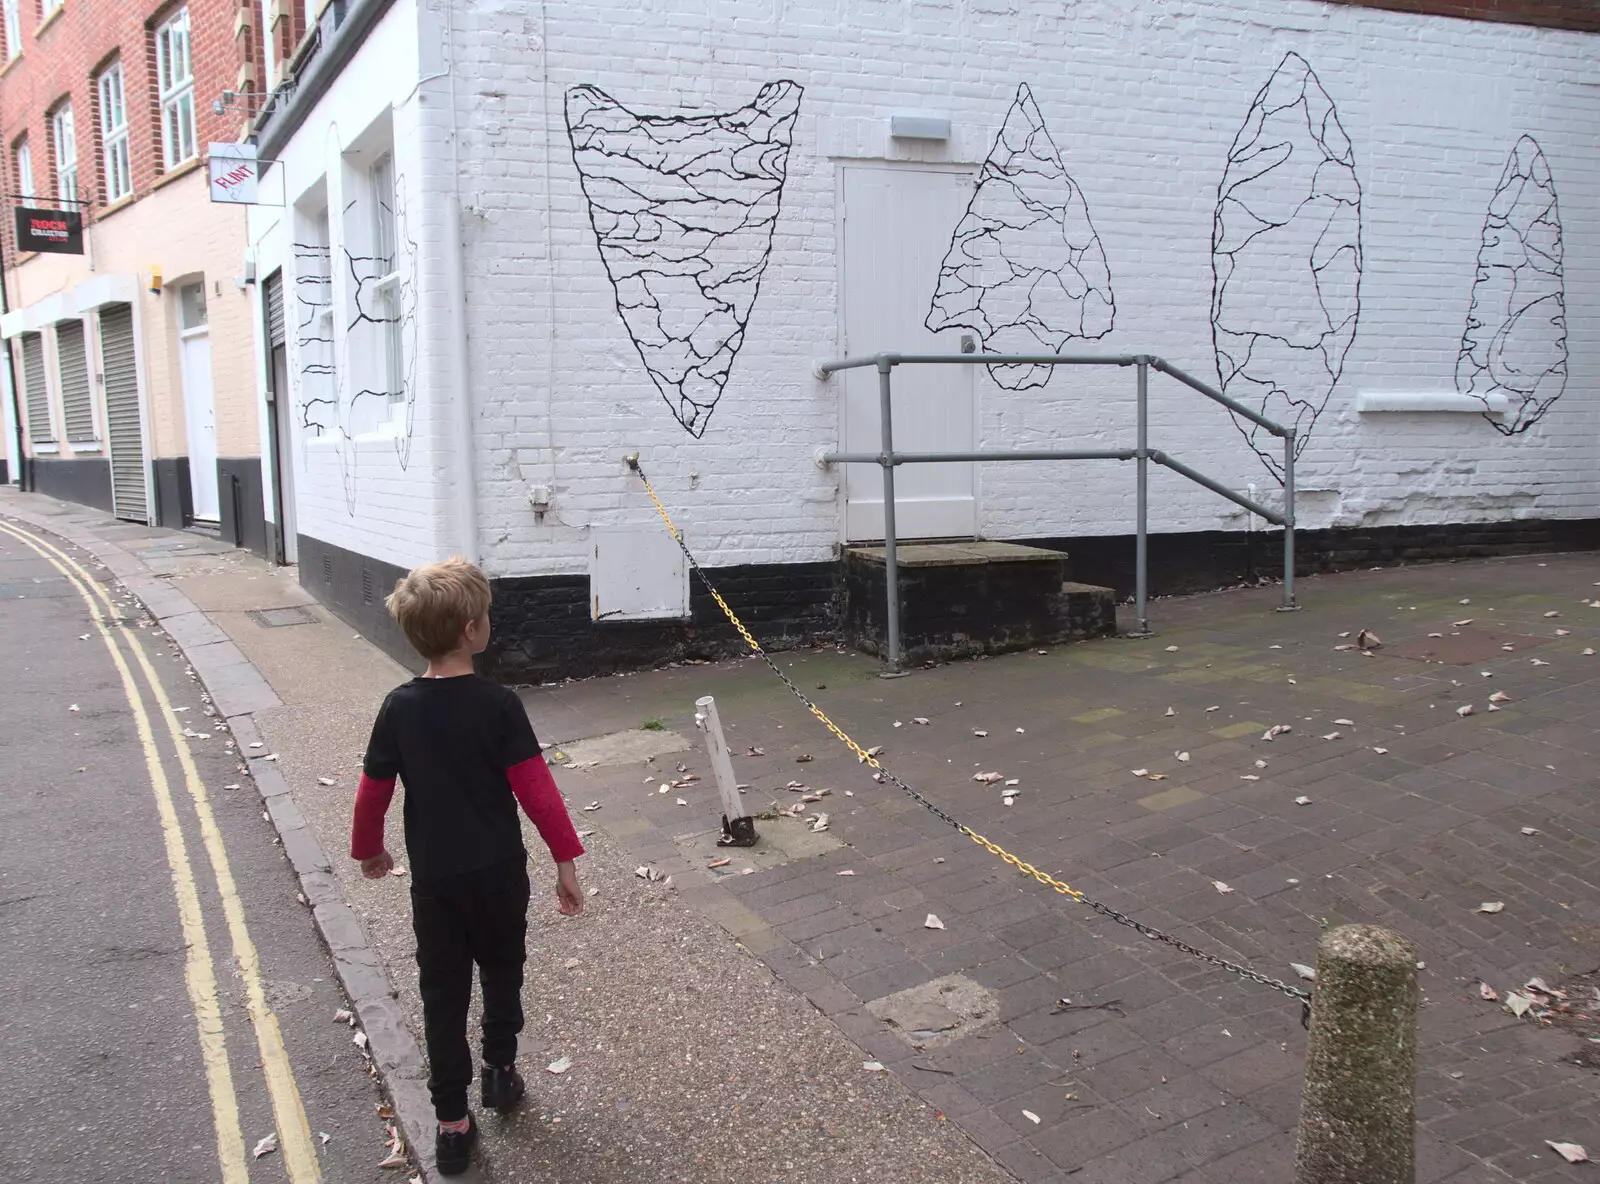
left=0, top=520, right=321, bottom=1183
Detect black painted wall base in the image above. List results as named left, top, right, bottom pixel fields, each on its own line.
left=218, top=458, right=268, bottom=558
left=151, top=457, right=193, bottom=529
left=296, top=533, right=421, bottom=674
left=297, top=517, right=1600, bottom=685
left=30, top=457, right=113, bottom=513
left=1033, top=518, right=1600, bottom=601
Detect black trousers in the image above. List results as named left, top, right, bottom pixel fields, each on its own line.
left=410, top=856, right=530, bottom=1121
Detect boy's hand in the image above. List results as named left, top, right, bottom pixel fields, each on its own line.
left=360, top=850, right=395, bottom=879
left=555, top=861, right=583, bottom=916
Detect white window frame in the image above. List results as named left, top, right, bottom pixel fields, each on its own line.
left=51, top=103, right=77, bottom=204
left=98, top=62, right=131, bottom=202
left=369, top=153, right=405, bottom=416
left=39, top=0, right=61, bottom=20
left=3, top=0, right=21, bottom=61
left=14, top=138, right=34, bottom=200
left=154, top=8, right=196, bottom=170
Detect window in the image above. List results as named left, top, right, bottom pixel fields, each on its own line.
left=3, top=0, right=21, bottom=61
left=51, top=103, right=76, bottom=203
left=14, top=138, right=34, bottom=200
left=154, top=8, right=195, bottom=169
left=370, top=153, right=404, bottom=411
left=97, top=63, right=131, bottom=202
left=39, top=0, right=62, bottom=17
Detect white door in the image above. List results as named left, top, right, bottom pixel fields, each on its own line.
left=841, top=164, right=977, bottom=541
left=178, top=283, right=218, bottom=521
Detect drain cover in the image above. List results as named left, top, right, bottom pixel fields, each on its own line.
left=1384, top=628, right=1550, bottom=665
left=248, top=605, right=319, bottom=629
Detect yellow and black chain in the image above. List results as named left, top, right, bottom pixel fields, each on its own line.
left=629, top=458, right=1310, bottom=1007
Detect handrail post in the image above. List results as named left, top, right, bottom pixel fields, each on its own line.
left=1132, top=356, right=1151, bottom=636
left=1279, top=427, right=1299, bottom=612
left=877, top=355, right=903, bottom=672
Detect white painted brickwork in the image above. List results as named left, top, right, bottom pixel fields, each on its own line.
left=256, top=0, right=1597, bottom=580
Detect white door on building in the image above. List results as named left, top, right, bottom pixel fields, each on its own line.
left=178, top=282, right=219, bottom=521
left=841, top=164, right=977, bottom=541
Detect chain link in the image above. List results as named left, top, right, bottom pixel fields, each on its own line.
left=630, top=460, right=1310, bottom=1004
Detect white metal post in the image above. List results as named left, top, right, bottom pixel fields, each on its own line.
left=696, top=695, right=757, bottom=846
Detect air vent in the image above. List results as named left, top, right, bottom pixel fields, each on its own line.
left=321, top=554, right=332, bottom=585
left=361, top=565, right=374, bottom=606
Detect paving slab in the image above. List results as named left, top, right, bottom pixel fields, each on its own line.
left=527, top=552, right=1600, bottom=1182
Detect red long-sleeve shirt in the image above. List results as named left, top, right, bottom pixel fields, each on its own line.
left=350, top=754, right=585, bottom=866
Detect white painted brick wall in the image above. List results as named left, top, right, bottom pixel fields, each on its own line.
left=261, top=0, right=1599, bottom=580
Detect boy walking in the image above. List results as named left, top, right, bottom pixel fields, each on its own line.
left=349, top=559, right=585, bottom=1175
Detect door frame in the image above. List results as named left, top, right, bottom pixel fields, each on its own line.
left=834, top=159, right=981, bottom=543
left=261, top=268, right=295, bottom=565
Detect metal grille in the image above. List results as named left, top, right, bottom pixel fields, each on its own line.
left=264, top=270, right=285, bottom=347
left=56, top=320, right=94, bottom=443
left=99, top=304, right=147, bottom=523
left=20, top=332, right=50, bottom=444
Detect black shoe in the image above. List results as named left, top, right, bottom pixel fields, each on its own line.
left=435, top=1113, right=477, bottom=1176
left=481, top=1063, right=526, bottom=1113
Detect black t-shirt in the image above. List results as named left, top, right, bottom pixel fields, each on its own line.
left=363, top=674, right=542, bottom=883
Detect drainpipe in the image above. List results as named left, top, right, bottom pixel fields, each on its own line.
left=440, top=0, right=478, bottom=563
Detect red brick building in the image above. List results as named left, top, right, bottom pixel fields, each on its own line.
left=0, top=0, right=298, bottom=550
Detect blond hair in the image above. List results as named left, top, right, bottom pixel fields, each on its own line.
left=385, top=557, right=492, bottom=660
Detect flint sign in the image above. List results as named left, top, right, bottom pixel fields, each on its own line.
left=14, top=207, right=83, bottom=254
left=208, top=143, right=260, bottom=204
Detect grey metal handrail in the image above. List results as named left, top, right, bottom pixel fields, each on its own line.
left=815, top=351, right=1297, bottom=671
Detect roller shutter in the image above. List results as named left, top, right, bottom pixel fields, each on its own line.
left=20, top=332, right=50, bottom=444
left=57, top=320, right=94, bottom=442
left=99, top=304, right=147, bottom=523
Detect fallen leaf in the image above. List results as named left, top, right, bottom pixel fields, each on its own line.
left=1333, top=644, right=1354, bottom=651
left=587, top=886, right=600, bottom=896
left=1357, top=629, right=1382, bottom=650
left=1291, top=963, right=1317, bottom=982
left=1531, top=658, right=1550, bottom=667
left=1544, top=611, right=1560, bottom=618
left=1545, top=1142, right=1588, bottom=1164
left=1505, top=992, right=1534, bottom=1017
left=1322, top=732, right=1342, bottom=741
left=78, top=633, right=91, bottom=641
left=1475, top=901, right=1505, bottom=914
left=261, top=753, right=279, bottom=762
left=1004, top=778, right=1020, bottom=787
left=862, top=1061, right=886, bottom=1072
left=249, top=742, right=264, bottom=749
left=1459, top=598, right=1471, bottom=605
left=746, top=746, right=765, bottom=757
left=1016, top=727, right=1025, bottom=734
left=924, top=914, right=946, bottom=930
left=796, top=753, right=813, bottom=763
left=1488, top=691, right=1510, bottom=703
left=893, top=721, right=903, bottom=728
left=810, top=813, right=830, bottom=832
left=675, top=797, right=688, bottom=806
left=973, top=729, right=988, bottom=737
left=317, top=776, right=337, bottom=786
left=1456, top=705, right=1474, bottom=717
left=1294, top=796, right=1313, bottom=806
left=1452, top=619, right=1474, bottom=628
left=837, top=870, right=856, bottom=876
left=1584, top=648, right=1596, bottom=656
left=582, top=801, right=601, bottom=811
left=353, top=1031, right=369, bottom=1051
left=389, top=866, right=406, bottom=877
left=319, top=1132, right=331, bottom=1146
left=708, top=857, right=731, bottom=868
left=1520, top=826, right=1540, bottom=836
left=1175, top=751, right=1190, bottom=762
left=1338, top=631, right=1351, bottom=638
left=912, top=717, right=930, bottom=726
left=1255, top=759, right=1267, bottom=768
left=973, top=771, right=1003, bottom=783
left=223, top=783, right=241, bottom=790
left=1165, top=707, right=1176, bottom=717
left=741, top=868, right=755, bottom=875
left=1372, top=746, right=1389, bottom=755
left=865, top=746, right=884, bottom=757
left=1240, top=775, right=1260, bottom=781
left=1165, top=645, right=1179, bottom=652
left=546, top=1056, right=573, bottom=1075
left=1207, top=705, right=1221, bottom=712
left=1477, top=981, right=1499, bottom=1001
left=376, top=1149, right=408, bottom=1169
left=577, top=828, right=595, bottom=838
left=1262, top=724, right=1292, bottom=741
left=333, top=1009, right=353, bottom=1024
left=1213, top=881, right=1234, bottom=895
left=564, top=957, right=580, bottom=969
left=1022, top=1109, right=1041, bottom=1125
left=253, top=1133, right=278, bottom=1159
left=1555, top=628, right=1570, bottom=636
left=1333, top=718, right=1354, bottom=727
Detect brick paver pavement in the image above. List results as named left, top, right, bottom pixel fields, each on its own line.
left=526, top=554, right=1600, bottom=1183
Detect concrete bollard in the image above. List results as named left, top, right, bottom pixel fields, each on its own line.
left=1295, top=924, right=1419, bottom=1184
left=695, top=695, right=757, bottom=847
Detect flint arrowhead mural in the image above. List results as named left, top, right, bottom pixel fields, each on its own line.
left=1456, top=135, right=1566, bottom=435
left=925, top=83, right=1114, bottom=390
left=1212, top=52, right=1362, bottom=482
left=565, top=80, right=803, bottom=437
